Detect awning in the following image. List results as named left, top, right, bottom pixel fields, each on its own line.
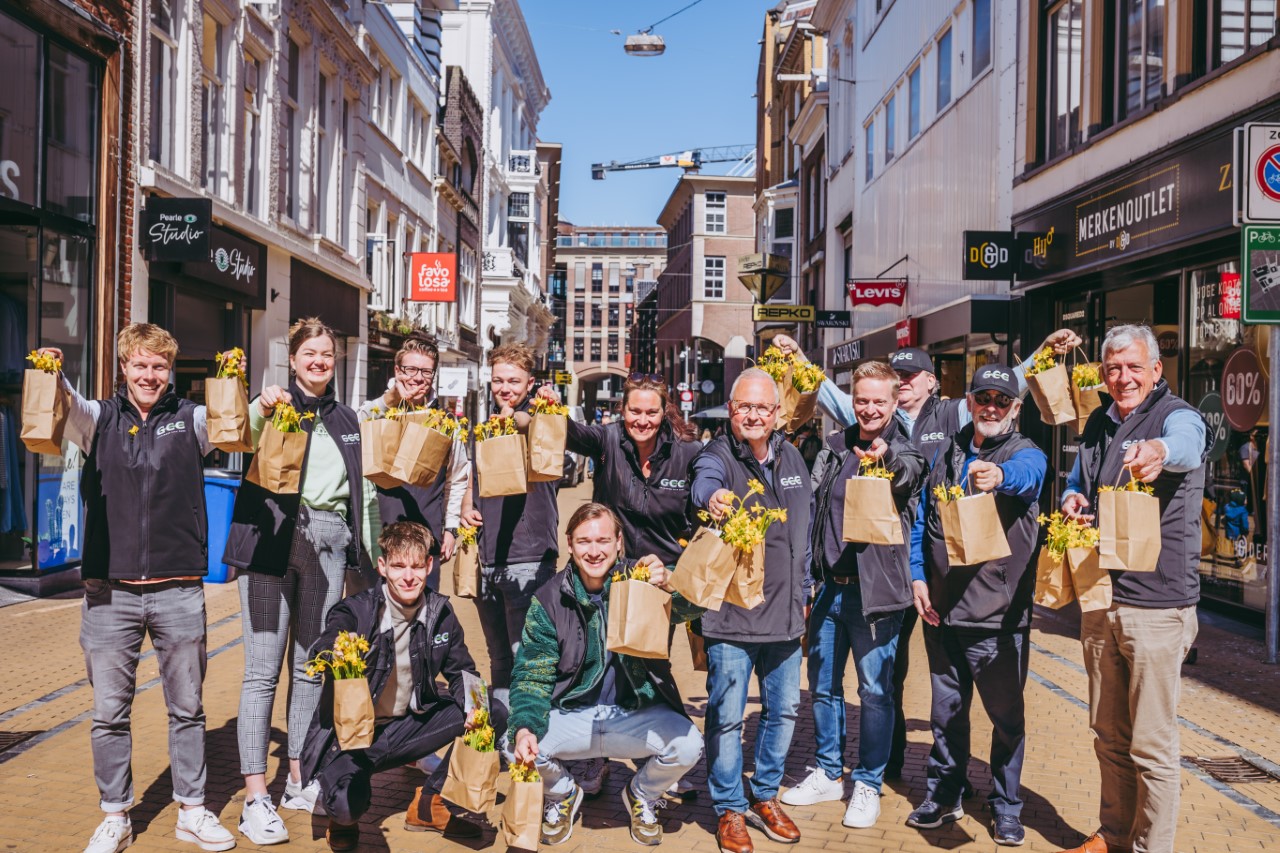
left=692, top=405, right=729, bottom=419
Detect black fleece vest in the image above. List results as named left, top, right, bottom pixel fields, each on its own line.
left=377, top=400, right=451, bottom=556
left=911, top=395, right=965, bottom=466
left=473, top=395, right=559, bottom=567
left=81, top=389, right=208, bottom=580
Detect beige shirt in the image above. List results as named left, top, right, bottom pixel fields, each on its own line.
left=373, top=593, right=423, bottom=722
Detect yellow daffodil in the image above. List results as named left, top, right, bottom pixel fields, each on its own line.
left=473, top=416, right=517, bottom=441
left=530, top=396, right=570, bottom=416
left=26, top=350, right=61, bottom=373
left=1072, top=362, right=1102, bottom=390
left=859, top=454, right=895, bottom=480
left=271, top=403, right=315, bottom=433
left=1024, top=347, right=1057, bottom=378
left=932, top=484, right=966, bottom=503
left=1040, top=511, right=1100, bottom=558
left=457, top=525, right=478, bottom=548
left=214, top=347, right=248, bottom=386
left=128, top=425, right=139, bottom=438
left=509, top=763, right=541, bottom=783
left=755, top=345, right=826, bottom=390
left=303, top=631, right=370, bottom=680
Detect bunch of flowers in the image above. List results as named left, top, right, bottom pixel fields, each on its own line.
left=530, top=396, right=570, bottom=416
left=1072, top=362, right=1103, bottom=389
left=367, top=404, right=410, bottom=421
left=859, top=454, right=895, bottom=480
left=697, top=479, right=788, bottom=554
left=421, top=408, right=469, bottom=439
left=610, top=562, right=652, bottom=584
left=462, top=705, right=496, bottom=752
left=1099, top=477, right=1154, bottom=495
left=271, top=403, right=315, bottom=433
left=932, top=484, right=966, bottom=504
left=756, top=346, right=826, bottom=392
left=304, top=631, right=370, bottom=680
left=26, top=350, right=61, bottom=373
left=509, top=763, right=541, bottom=783
left=474, top=416, right=517, bottom=441
left=1037, top=510, right=1100, bottom=559
left=214, top=347, right=248, bottom=386
left=1024, top=347, right=1057, bottom=378
left=457, top=525, right=478, bottom=549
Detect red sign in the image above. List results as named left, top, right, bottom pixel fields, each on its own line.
left=895, top=318, right=918, bottom=347
left=409, top=252, right=457, bottom=302
left=1255, top=144, right=1280, bottom=202
left=1220, top=271, right=1242, bottom=320
left=847, top=279, right=907, bottom=307
left=1221, top=347, right=1267, bottom=431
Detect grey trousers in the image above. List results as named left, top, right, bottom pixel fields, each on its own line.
left=237, top=507, right=351, bottom=775
left=474, top=558, right=557, bottom=708
left=80, top=578, right=208, bottom=813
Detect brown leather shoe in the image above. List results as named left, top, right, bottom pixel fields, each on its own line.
left=326, top=820, right=359, bottom=852
left=746, top=797, right=801, bottom=843
left=403, top=787, right=483, bottom=838
left=1058, top=832, right=1115, bottom=853
left=717, top=811, right=754, bottom=853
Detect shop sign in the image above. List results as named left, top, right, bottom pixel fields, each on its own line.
left=1157, top=329, right=1180, bottom=357
left=1241, top=224, right=1280, bottom=323
left=1221, top=347, right=1267, bottom=431
left=847, top=279, right=907, bottom=307
left=409, top=252, right=457, bottom=302
left=1197, top=392, right=1230, bottom=463
left=183, top=225, right=266, bottom=305
left=1075, top=166, right=1179, bottom=258
left=831, top=339, right=863, bottom=366
left=144, top=197, right=212, bottom=262
left=1221, top=272, right=1242, bottom=320
left=0, top=159, right=29, bottom=203
left=816, top=310, right=851, bottom=328
left=436, top=366, right=469, bottom=398
left=962, top=231, right=1016, bottom=280
left=752, top=304, right=814, bottom=322
left=895, top=318, right=918, bottom=347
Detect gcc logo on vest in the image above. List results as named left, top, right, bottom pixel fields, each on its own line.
left=659, top=478, right=687, bottom=489
left=341, top=433, right=360, bottom=444
left=919, top=431, right=946, bottom=442
left=155, top=421, right=187, bottom=438
left=779, top=475, right=803, bottom=488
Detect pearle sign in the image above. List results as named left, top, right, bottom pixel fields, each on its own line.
left=144, top=197, right=212, bottom=262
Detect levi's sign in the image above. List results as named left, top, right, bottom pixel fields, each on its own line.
left=847, top=279, right=907, bottom=307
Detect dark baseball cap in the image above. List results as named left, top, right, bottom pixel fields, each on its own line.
left=970, top=364, right=1021, bottom=399
left=890, top=347, right=935, bottom=375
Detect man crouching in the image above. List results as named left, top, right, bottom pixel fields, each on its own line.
left=300, top=521, right=499, bottom=851
left=506, top=503, right=705, bottom=846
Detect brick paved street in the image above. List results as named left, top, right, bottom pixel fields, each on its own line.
left=3, top=481, right=1280, bottom=852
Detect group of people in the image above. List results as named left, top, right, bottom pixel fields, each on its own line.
left=54, top=312, right=1205, bottom=853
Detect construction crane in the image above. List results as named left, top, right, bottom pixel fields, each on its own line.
left=591, top=145, right=755, bottom=180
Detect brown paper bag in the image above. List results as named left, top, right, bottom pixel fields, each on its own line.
left=686, top=622, right=708, bottom=671
left=939, top=493, right=1013, bottom=566
left=245, top=422, right=307, bottom=493
left=842, top=477, right=904, bottom=545
left=606, top=579, right=672, bottom=659
left=391, top=422, right=452, bottom=487
left=361, top=418, right=406, bottom=488
left=1098, top=490, right=1162, bottom=572
left=452, top=544, right=481, bottom=599
left=477, top=433, right=528, bottom=498
left=1033, top=550, right=1076, bottom=609
left=1026, top=363, right=1076, bottom=426
left=671, top=527, right=739, bottom=611
left=528, top=413, right=567, bottom=482
left=441, top=737, right=500, bottom=814
left=1067, top=547, right=1113, bottom=612
left=205, top=377, right=254, bottom=452
left=333, top=677, right=375, bottom=750
left=778, top=366, right=819, bottom=433
left=501, top=779, right=543, bottom=849
left=1070, top=377, right=1104, bottom=435
left=20, top=369, right=68, bottom=455
left=723, top=543, right=765, bottom=610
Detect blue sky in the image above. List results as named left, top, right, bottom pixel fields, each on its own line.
left=523, top=0, right=776, bottom=227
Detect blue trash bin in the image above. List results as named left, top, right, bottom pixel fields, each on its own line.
left=204, top=471, right=240, bottom=583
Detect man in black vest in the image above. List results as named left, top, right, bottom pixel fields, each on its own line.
left=692, top=368, right=812, bottom=853
left=1058, top=325, right=1206, bottom=853
left=908, top=365, right=1048, bottom=847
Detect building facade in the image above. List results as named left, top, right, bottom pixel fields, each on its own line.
left=537, top=141, right=564, bottom=374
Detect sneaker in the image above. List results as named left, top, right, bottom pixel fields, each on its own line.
left=906, top=798, right=964, bottom=829
left=84, top=816, right=133, bottom=853
left=415, top=754, right=443, bottom=775
left=238, top=796, right=289, bottom=846
left=576, top=756, right=609, bottom=797
left=779, top=767, right=844, bottom=806
left=175, top=807, right=235, bottom=852
left=621, top=782, right=666, bottom=846
left=282, top=776, right=325, bottom=816
left=540, top=782, right=583, bottom=846
left=841, top=781, right=881, bottom=829
left=993, top=815, right=1026, bottom=847
left=664, top=775, right=699, bottom=802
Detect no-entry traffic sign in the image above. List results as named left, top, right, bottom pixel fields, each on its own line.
left=1241, top=123, right=1280, bottom=223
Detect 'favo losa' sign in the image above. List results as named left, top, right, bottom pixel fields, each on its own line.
left=409, top=253, right=458, bottom=302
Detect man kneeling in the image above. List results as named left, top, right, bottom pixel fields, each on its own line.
left=507, top=503, right=705, bottom=846
left=300, top=521, right=499, bottom=851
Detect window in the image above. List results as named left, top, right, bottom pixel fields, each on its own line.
left=608, top=334, right=619, bottom=360
left=508, top=192, right=530, bottom=218
left=318, top=73, right=333, bottom=238
left=937, top=29, right=953, bottom=110
left=45, top=44, right=98, bottom=221
left=774, top=207, right=794, bottom=239
left=972, top=0, right=992, bottom=77
left=1118, top=0, right=1165, bottom=119
left=591, top=339, right=602, bottom=360
left=908, top=66, right=922, bottom=139
left=508, top=221, right=528, bottom=266
left=574, top=261, right=585, bottom=290
left=201, top=14, right=227, bottom=195
left=284, top=39, right=301, bottom=222
left=703, top=256, right=726, bottom=299
left=608, top=304, right=619, bottom=325
left=705, top=191, right=727, bottom=233
left=884, top=95, right=896, bottom=162
left=370, top=55, right=382, bottom=128
left=243, top=54, right=263, bottom=217
left=865, top=120, right=875, bottom=181
left=609, top=263, right=620, bottom=294
left=591, top=304, right=602, bottom=326
left=1046, top=0, right=1084, bottom=160
left=591, top=263, right=603, bottom=293
left=149, top=1, right=177, bottom=168
left=626, top=306, right=634, bottom=327
left=1214, top=1, right=1277, bottom=67
left=574, top=338, right=584, bottom=359
left=574, top=304, right=585, bottom=324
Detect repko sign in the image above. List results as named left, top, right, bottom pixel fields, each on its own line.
left=847, top=279, right=907, bottom=307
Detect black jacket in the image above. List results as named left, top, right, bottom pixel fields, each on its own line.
left=472, top=395, right=559, bottom=566
left=223, top=380, right=373, bottom=581
left=81, top=388, right=208, bottom=581
left=566, top=419, right=700, bottom=565
left=910, top=395, right=966, bottom=467
left=299, top=584, right=478, bottom=782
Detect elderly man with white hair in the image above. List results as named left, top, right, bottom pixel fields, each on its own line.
left=1058, top=323, right=1206, bottom=853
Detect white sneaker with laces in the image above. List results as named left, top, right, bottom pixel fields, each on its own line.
left=238, top=796, right=289, bottom=846
left=84, top=816, right=133, bottom=853
left=175, top=806, right=236, bottom=851
left=780, top=767, right=844, bottom=806
left=415, top=754, right=443, bottom=775
left=281, top=776, right=325, bottom=816
left=842, top=781, right=882, bottom=829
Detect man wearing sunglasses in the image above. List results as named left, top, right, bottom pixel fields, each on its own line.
left=907, top=365, right=1048, bottom=847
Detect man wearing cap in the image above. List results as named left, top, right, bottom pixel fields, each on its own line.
left=905, top=365, right=1047, bottom=847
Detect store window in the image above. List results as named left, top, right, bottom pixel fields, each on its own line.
left=45, top=44, right=99, bottom=222
left=0, top=15, right=39, bottom=205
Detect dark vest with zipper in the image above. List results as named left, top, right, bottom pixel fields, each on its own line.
left=473, top=395, right=559, bottom=567
left=377, top=398, right=450, bottom=556
left=1075, top=381, right=1205, bottom=609
left=909, top=395, right=965, bottom=467
left=81, top=388, right=208, bottom=581
left=223, top=380, right=372, bottom=581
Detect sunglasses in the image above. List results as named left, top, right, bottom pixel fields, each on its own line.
left=973, top=392, right=1014, bottom=409
left=628, top=372, right=663, bottom=383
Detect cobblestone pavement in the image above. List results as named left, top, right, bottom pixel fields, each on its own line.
left=3, top=481, right=1280, bottom=851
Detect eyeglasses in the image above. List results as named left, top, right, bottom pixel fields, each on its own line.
left=973, top=392, right=1014, bottom=409
left=730, top=401, right=779, bottom=417
left=628, top=372, right=663, bottom=383
left=397, top=366, right=436, bottom=379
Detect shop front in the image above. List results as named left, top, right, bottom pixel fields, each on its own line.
left=291, top=258, right=364, bottom=404
left=1014, top=100, right=1279, bottom=614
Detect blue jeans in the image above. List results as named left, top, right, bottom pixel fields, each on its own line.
left=475, top=558, right=557, bottom=708
left=808, top=581, right=903, bottom=790
left=705, top=638, right=801, bottom=815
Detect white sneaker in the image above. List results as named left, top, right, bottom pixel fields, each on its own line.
left=238, top=796, right=289, bottom=846
left=84, top=816, right=132, bottom=853
left=780, top=767, right=844, bottom=806
left=415, top=754, right=443, bottom=775
left=175, top=806, right=236, bottom=851
left=842, top=781, right=882, bottom=828
left=576, top=756, right=609, bottom=796
left=281, top=776, right=325, bottom=816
